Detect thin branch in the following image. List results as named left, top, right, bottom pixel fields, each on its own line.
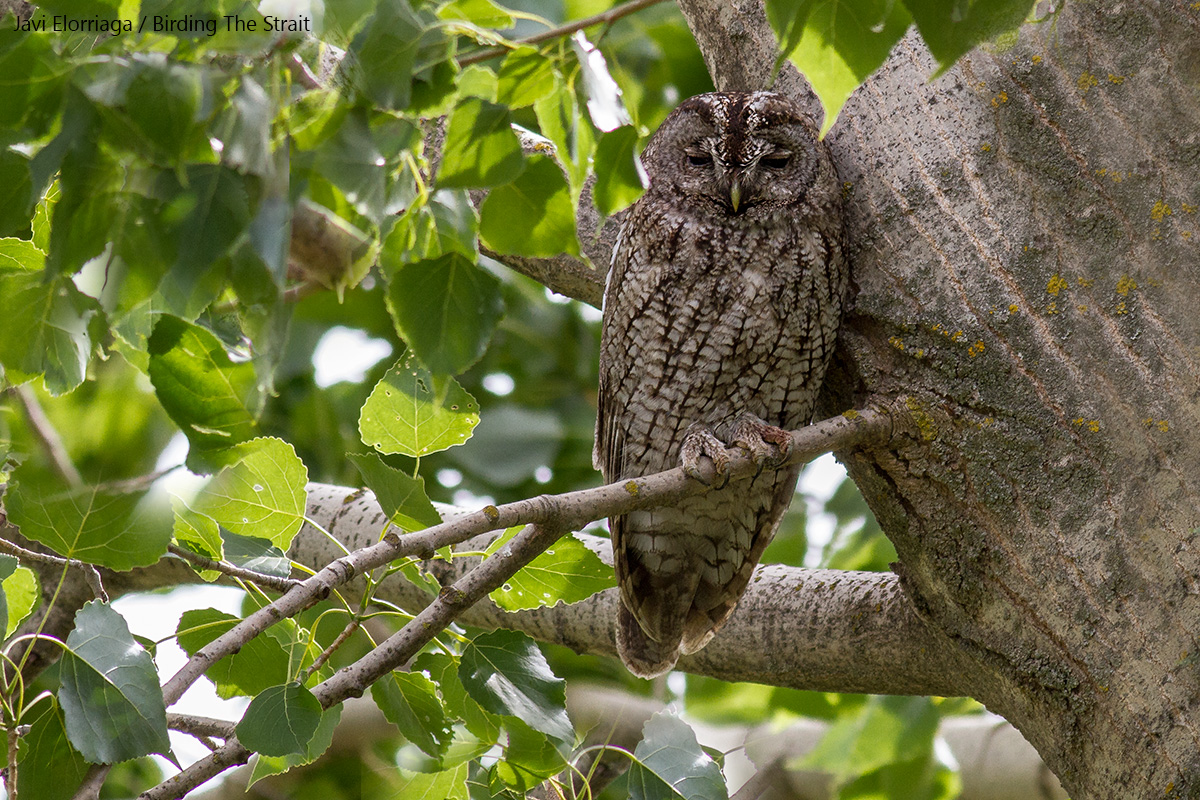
left=167, top=713, right=236, bottom=740
left=0, top=534, right=72, bottom=569
left=13, top=385, right=83, bottom=488
left=458, top=0, right=672, bottom=66
left=158, top=407, right=894, bottom=710
left=166, top=543, right=301, bottom=594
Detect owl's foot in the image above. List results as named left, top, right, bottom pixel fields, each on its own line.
left=730, top=412, right=792, bottom=473
left=680, top=422, right=732, bottom=487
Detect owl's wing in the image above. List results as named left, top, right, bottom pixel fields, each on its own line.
left=593, top=224, right=634, bottom=481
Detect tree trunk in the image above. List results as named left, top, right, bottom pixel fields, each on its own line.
left=678, top=0, right=1200, bottom=796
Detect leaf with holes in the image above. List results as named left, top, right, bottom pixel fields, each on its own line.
left=486, top=529, right=615, bottom=611
left=190, top=437, right=308, bottom=551
left=359, top=353, right=479, bottom=457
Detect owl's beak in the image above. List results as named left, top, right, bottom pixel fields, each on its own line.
left=729, top=176, right=743, bottom=213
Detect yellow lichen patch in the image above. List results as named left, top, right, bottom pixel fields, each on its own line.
left=1077, top=305, right=1088, bottom=313
left=1077, top=71, right=1098, bottom=93
left=842, top=409, right=860, bottom=420
left=1143, top=418, right=1170, bottom=432
left=1116, top=275, right=1137, bottom=297
left=1107, top=73, right=1125, bottom=84
left=1077, top=276, right=1094, bottom=287
left=1151, top=200, right=1173, bottom=221
left=980, top=142, right=993, bottom=152
left=1183, top=202, right=1197, bottom=214
left=991, top=91, right=1009, bottom=107
left=968, top=341, right=985, bottom=357
left=1031, top=55, right=1043, bottom=64
left=1183, top=231, right=1193, bottom=240
left=624, top=480, right=639, bottom=496
left=483, top=505, right=500, bottom=523
left=1046, top=301, right=1060, bottom=315
left=1073, top=418, right=1101, bottom=433
left=889, top=336, right=907, bottom=352
left=1046, top=273, right=1069, bottom=296
left=1116, top=301, right=1128, bottom=315
left=1008, top=304, right=1019, bottom=314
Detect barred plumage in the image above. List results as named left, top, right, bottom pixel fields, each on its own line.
left=595, top=91, right=847, bottom=678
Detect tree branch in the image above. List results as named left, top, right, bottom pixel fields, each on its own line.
left=156, top=407, right=893, bottom=709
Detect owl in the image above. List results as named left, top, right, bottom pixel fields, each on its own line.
left=595, top=91, right=847, bottom=678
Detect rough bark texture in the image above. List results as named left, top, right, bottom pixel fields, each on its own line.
left=676, top=0, right=1200, bottom=797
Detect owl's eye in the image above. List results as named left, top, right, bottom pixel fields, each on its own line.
left=762, top=154, right=791, bottom=169
left=686, top=153, right=713, bottom=167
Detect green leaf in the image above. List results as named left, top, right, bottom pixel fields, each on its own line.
left=0, top=149, right=34, bottom=237
left=216, top=75, right=273, bottom=177
left=147, top=314, right=261, bottom=472
left=236, top=681, right=322, bottom=757
left=58, top=601, right=172, bottom=764
left=486, top=528, right=615, bottom=611
left=6, top=476, right=170, bottom=570
left=386, top=189, right=479, bottom=264
left=437, top=98, right=526, bottom=189
left=393, top=762, right=469, bottom=800
left=222, top=530, right=292, bottom=579
left=348, top=452, right=442, bottom=532
left=593, top=124, right=647, bottom=216
left=768, top=0, right=912, bottom=135
left=458, top=630, right=573, bottom=747
left=123, top=59, right=207, bottom=162
left=16, top=696, right=89, bottom=800
left=157, top=165, right=254, bottom=313
left=3, top=561, right=38, bottom=637
left=372, top=670, right=454, bottom=760
left=176, top=608, right=293, bottom=698
left=479, top=155, right=579, bottom=257
left=343, top=0, right=442, bottom=110
left=0, top=555, right=15, bottom=636
left=437, top=0, right=513, bottom=28
left=903, top=0, right=1036, bottom=75
left=384, top=252, right=505, bottom=375
left=630, top=712, right=727, bottom=800
left=171, top=496, right=223, bottom=565
left=0, top=247, right=101, bottom=395
left=311, top=108, right=421, bottom=224
left=190, top=437, right=309, bottom=550
left=496, top=48, right=558, bottom=108
left=496, top=717, right=568, bottom=790
left=359, top=352, right=480, bottom=457
left=800, top=695, right=941, bottom=780
left=412, top=652, right=502, bottom=745
left=247, top=705, right=342, bottom=787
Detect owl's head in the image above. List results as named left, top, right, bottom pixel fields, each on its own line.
left=640, top=91, right=832, bottom=220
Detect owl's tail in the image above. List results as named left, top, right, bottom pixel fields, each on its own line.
left=617, top=602, right=681, bottom=679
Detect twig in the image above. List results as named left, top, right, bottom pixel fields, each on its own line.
left=0, top=535, right=72, bottom=569
left=458, top=0, right=671, bottom=66
left=13, top=385, right=83, bottom=488
left=167, top=543, right=301, bottom=593
left=302, top=618, right=360, bottom=681
left=70, top=765, right=108, bottom=800
left=167, top=713, right=236, bottom=741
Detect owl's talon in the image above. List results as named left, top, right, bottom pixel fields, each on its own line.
left=680, top=422, right=732, bottom=486
left=731, top=413, right=793, bottom=470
